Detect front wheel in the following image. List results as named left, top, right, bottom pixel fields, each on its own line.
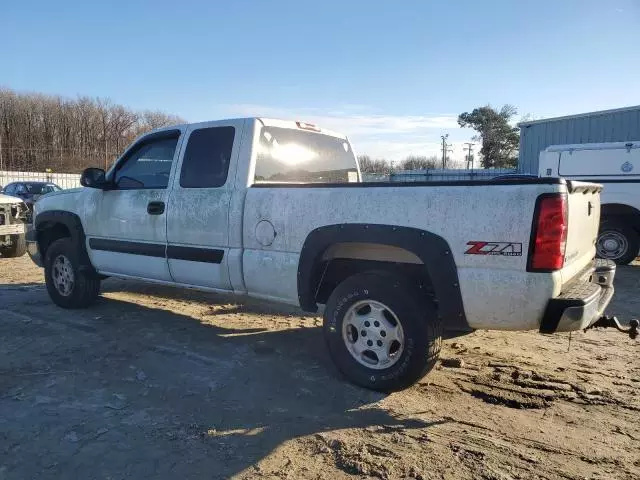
left=323, top=271, right=442, bottom=392
left=44, top=238, right=101, bottom=308
left=596, top=222, right=639, bottom=265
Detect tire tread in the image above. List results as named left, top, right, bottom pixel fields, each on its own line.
left=44, top=237, right=100, bottom=309
left=323, top=270, right=442, bottom=392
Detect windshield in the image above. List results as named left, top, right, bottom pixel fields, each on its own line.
left=254, top=126, right=359, bottom=184
left=24, top=183, right=61, bottom=194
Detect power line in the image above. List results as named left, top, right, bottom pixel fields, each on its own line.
left=464, top=143, right=475, bottom=169
left=440, top=134, right=453, bottom=169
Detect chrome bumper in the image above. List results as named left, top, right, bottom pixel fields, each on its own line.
left=540, top=259, right=616, bottom=333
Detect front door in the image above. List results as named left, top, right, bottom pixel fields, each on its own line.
left=84, top=129, right=184, bottom=281
left=166, top=121, right=242, bottom=289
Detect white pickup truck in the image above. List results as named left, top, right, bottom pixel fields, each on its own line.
left=26, top=117, right=620, bottom=391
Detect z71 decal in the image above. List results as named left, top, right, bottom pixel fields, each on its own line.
left=465, top=241, right=522, bottom=256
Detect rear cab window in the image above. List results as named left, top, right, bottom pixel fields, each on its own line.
left=254, top=124, right=359, bottom=184
left=180, top=126, right=235, bottom=188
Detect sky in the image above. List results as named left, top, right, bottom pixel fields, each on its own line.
left=2, top=0, right=640, bottom=164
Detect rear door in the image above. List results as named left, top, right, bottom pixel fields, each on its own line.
left=165, top=120, right=243, bottom=289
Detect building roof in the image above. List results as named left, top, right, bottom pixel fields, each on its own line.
left=518, top=105, right=640, bottom=127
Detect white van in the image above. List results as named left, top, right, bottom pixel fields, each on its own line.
left=539, top=141, right=640, bottom=264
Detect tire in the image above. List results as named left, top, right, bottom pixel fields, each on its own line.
left=323, top=271, right=442, bottom=392
left=596, top=222, right=639, bottom=265
left=44, top=237, right=101, bottom=308
left=0, top=234, right=27, bottom=258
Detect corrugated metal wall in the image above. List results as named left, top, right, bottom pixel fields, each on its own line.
left=518, top=106, right=640, bottom=174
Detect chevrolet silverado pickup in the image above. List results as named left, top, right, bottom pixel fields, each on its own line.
left=26, top=118, right=617, bottom=391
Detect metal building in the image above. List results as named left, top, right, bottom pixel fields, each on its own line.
left=518, top=105, right=640, bottom=174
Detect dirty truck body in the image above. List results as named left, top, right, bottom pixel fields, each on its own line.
left=26, top=118, right=616, bottom=391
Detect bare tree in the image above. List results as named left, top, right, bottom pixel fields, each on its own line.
left=358, top=155, right=394, bottom=174
left=140, top=110, right=183, bottom=131
left=399, top=155, right=438, bottom=170
left=0, top=87, right=185, bottom=173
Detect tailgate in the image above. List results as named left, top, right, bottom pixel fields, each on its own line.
left=561, top=181, right=602, bottom=284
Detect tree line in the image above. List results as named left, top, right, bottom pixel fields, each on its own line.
left=359, top=104, right=520, bottom=173
left=0, top=87, right=184, bottom=173
left=358, top=154, right=441, bottom=174
left=0, top=86, right=520, bottom=174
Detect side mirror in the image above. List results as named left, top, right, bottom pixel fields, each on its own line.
left=80, top=168, right=108, bottom=189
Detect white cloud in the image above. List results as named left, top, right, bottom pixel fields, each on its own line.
left=220, top=103, right=473, bottom=162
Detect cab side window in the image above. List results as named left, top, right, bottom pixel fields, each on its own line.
left=180, top=126, right=235, bottom=188
left=114, top=136, right=179, bottom=189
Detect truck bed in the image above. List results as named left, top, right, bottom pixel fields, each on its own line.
left=243, top=177, right=601, bottom=332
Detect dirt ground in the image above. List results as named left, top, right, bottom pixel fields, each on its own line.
left=0, top=256, right=638, bottom=480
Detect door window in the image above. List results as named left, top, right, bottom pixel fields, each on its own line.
left=179, top=126, right=235, bottom=188
left=114, top=136, right=179, bottom=189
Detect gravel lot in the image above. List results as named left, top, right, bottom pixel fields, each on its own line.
left=0, top=255, right=638, bottom=479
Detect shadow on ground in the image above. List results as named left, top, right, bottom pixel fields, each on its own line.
left=1, top=280, right=445, bottom=479
left=101, top=277, right=315, bottom=317
left=605, top=264, right=640, bottom=326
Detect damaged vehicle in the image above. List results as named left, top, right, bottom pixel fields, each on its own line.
left=26, top=118, right=635, bottom=391
left=2, top=181, right=62, bottom=218
left=0, top=192, right=29, bottom=258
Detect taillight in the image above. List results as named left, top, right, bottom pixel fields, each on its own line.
left=528, top=193, right=567, bottom=271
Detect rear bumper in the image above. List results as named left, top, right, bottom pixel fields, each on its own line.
left=26, top=226, right=43, bottom=267
left=540, top=259, right=616, bottom=333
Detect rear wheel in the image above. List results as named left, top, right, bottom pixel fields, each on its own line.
left=0, top=234, right=27, bottom=258
left=44, top=238, right=101, bottom=308
left=596, top=222, right=639, bottom=265
left=323, top=271, right=442, bottom=392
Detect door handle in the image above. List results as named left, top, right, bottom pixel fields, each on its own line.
left=147, top=201, right=165, bottom=215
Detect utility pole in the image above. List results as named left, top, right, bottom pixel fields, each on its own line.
left=464, top=142, right=474, bottom=169
left=440, top=134, right=453, bottom=169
